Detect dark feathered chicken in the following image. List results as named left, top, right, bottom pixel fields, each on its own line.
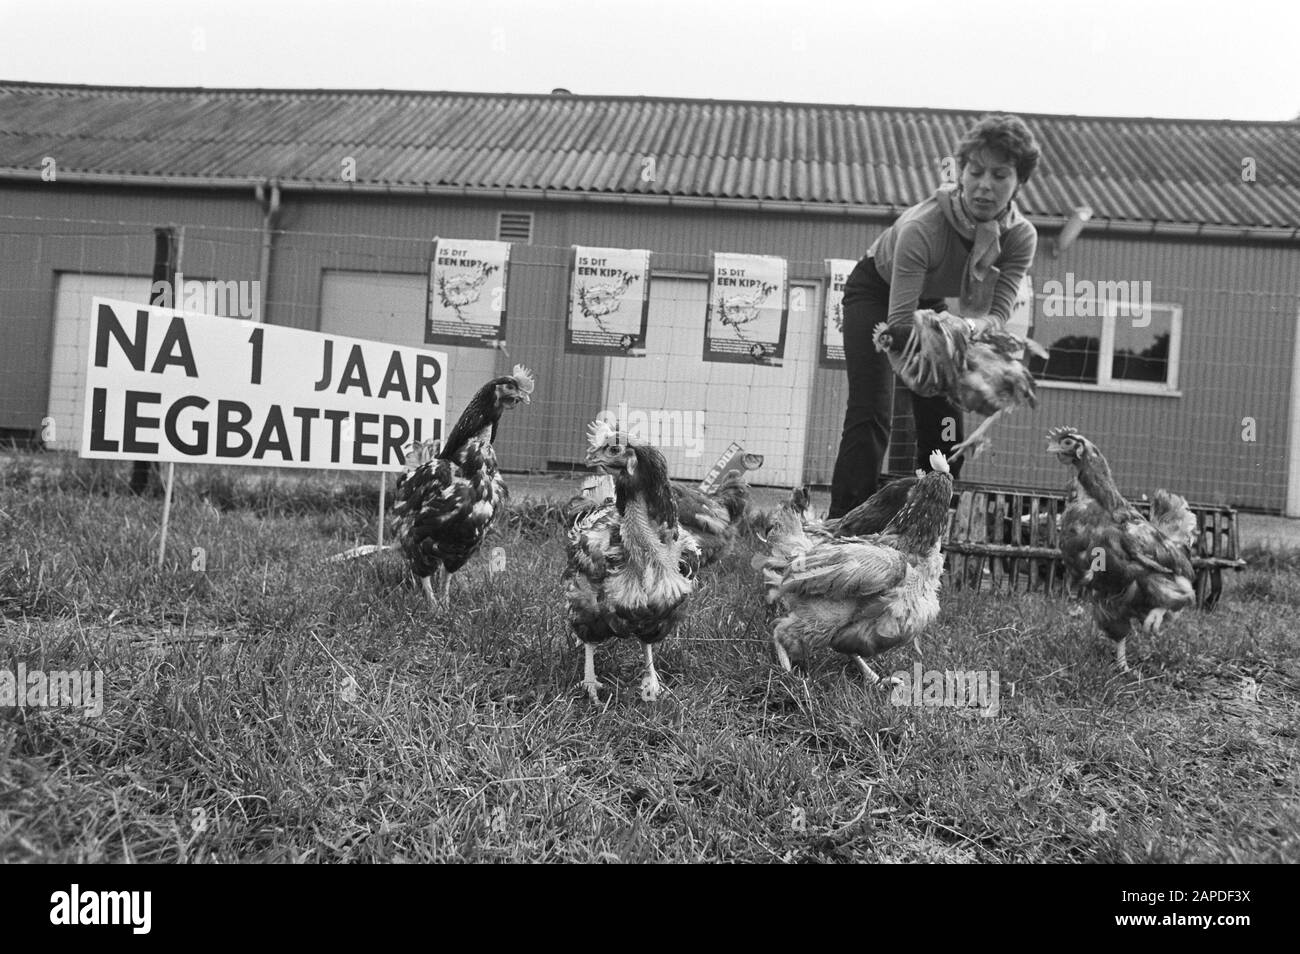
left=874, top=309, right=1048, bottom=460
left=762, top=451, right=954, bottom=687
left=671, top=470, right=749, bottom=569
left=829, top=477, right=917, bottom=538
left=391, top=365, right=534, bottom=605
left=1047, top=426, right=1196, bottom=672
left=563, top=421, right=701, bottom=702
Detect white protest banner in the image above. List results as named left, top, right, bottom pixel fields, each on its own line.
left=821, top=258, right=856, bottom=368
left=426, top=238, right=510, bottom=349
left=566, top=246, right=651, bottom=356
left=81, top=297, right=445, bottom=472
left=704, top=252, right=788, bottom=366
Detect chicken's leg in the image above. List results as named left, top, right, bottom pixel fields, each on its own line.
left=1114, top=637, right=1130, bottom=673
left=441, top=570, right=450, bottom=605
left=581, top=642, right=604, bottom=703
left=948, top=410, right=1004, bottom=462
left=640, top=642, right=662, bottom=702
left=774, top=635, right=793, bottom=672
left=420, top=574, right=437, bottom=607
left=855, top=655, right=904, bottom=689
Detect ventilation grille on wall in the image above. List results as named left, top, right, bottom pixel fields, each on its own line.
left=497, top=211, right=534, bottom=243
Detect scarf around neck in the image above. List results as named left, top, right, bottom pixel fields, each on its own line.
left=934, top=184, right=1024, bottom=316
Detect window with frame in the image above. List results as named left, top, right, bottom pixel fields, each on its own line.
left=1027, top=293, right=1182, bottom=395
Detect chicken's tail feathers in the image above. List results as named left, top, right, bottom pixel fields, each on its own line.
left=1150, top=488, right=1197, bottom=549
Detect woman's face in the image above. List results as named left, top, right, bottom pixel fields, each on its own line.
left=960, top=148, right=1020, bottom=221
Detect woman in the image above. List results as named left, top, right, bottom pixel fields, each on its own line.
left=828, top=113, right=1041, bottom=518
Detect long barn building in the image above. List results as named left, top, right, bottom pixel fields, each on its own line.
left=1, top=82, right=1298, bottom=511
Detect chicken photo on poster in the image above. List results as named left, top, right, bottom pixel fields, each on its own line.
left=565, top=246, right=651, bottom=356
left=425, top=237, right=510, bottom=349
left=820, top=258, right=855, bottom=367
left=703, top=252, right=788, bottom=366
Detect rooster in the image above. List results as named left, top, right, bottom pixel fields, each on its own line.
left=391, top=365, right=534, bottom=605
left=563, top=422, right=701, bottom=703
left=762, top=451, right=954, bottom=686
left=1047, top=426, right=1196, bottom=672
left=874, top=309, right=1047, bottom=460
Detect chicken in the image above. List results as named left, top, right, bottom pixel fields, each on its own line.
left=567, top=467, right=749, bottom=570
left=391, top=365, right=534, bottom=605
left=563, top=422, right=701, bottom=703
left=828, top=476, right=917, bottom=538
left=1047, top=426, right=1196, bottom=672
left=873, top=309, right=1048, bottom=460
left=671, top=469, right=749, bottom=569
left=754, top=486, right=818, bottom=611
left=764, top=451, right=954, bottom=687
left=754, top=477, right=916, bottom=594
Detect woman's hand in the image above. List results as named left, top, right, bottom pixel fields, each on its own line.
left=963, top=316, right=994, bottom=337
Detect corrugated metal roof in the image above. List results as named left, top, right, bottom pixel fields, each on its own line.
left=1, top=82, right=1297, bottom=229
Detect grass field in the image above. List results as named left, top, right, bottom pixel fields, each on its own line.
left=2, top=453, right=1298, bottom=863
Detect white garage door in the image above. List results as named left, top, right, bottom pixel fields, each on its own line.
left=599, top=277, right=818, bottom=487
left=319, top=271, right=498, bottom=435
left=46, top=274, right=154, bottom=450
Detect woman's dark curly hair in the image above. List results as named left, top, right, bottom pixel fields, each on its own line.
left=957, top=114, right=1041, bottom=184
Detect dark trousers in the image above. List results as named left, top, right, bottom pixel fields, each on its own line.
left=828, top=256, right=965, bottom=518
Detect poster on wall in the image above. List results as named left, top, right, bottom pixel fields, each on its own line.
left=820, top=258, right=856, bottom=368
left=425, top=238, right=510, bottom=349
left=565, top=246, right=651, bottom=356
left=703, top=252, right=788, bottom=366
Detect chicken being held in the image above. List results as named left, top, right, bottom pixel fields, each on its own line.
left=764, top=451, right=954, bottom=687
left=563, top=422, right=701, bottom=703
left=1047, top=426, right=1196, bottom=672
left=391, top=365, right=534, bottom=606
left=874, top=309, right=1047, bottom=460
